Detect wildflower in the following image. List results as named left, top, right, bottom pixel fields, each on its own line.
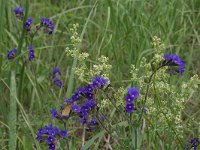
left=7, top=48, right=17, bottom=60
left=92, top=76, right=108, bottom=88
left=127, top=88, right=139, bottom=99
left=71, top=103, right=81, bottom=113
left=36, top=124, right=67, bottom=150
left=163, top=53, right=185, bottom=75
left=14, top=7, right=24, bottom=20
left=185, top=138, right=200, bottom=150
left=50, top=108, right=59, bottom=120
left=25, top=18, right=33, bottom=32
left=40, top=18, right=54, bottom=34
left=52, top=68, right=61, bottom=78
left=125, top=103, right=136, bottom=113
left=53, top=78, right=63, bottom=88
left=124, top=87, right=139, bottom=113
left=28, top=46, right=35, bottom=61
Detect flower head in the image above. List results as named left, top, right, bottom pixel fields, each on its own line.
left=124, top=87, right=139, bottom=113
left=50, top=108, right=59, bottom=120
left=36, top=124, right=67, bottom=150
left=52, top=68, right=61, bottom=78
left=28, top=45, right=35, bottom=61
left=163, top=53, right=185, bottom=75
left=7, top=48, right=17, bottom=60
left=125, top=103, right=136, bottom=113
left=14, top=7, right=24, bottom=20
left=40, top=18, right=54, bottom=34
left=53, top=78, right=63, bottom=88
left=25, top=18, right=33, bottom=32
left=92, top=76, right=108, bottom=88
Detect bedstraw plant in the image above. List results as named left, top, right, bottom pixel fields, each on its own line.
left=1, top=2, right=200, bottom=150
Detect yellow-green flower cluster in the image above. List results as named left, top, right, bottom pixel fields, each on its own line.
left=130, top=36, right=199, bottom=138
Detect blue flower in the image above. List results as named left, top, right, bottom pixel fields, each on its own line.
left=59, top=130, right=67, bottom=138
left=28, top=45, right=35, bottom=61
left=124, top=94, right=134, bottom=104
left=53, top=78, right=63, bottom=88
left=25, top=18, right=33, bottom=32
left=125, top=103, right=136, bottom=113
left=40, top=18, right=54, bottom=34
left=127, top=88, right=139, bottom=99
left=124, top=87, right=139, bottom=113
left=50, top=108, right=59, bottom=120
left=85, top=92, right=94, bottom=100
left=163, top=53, right=185, bottom=75
left=52, top=68, right=61, bottom=78
left=14, top=7, right=24, bottom=20
left=48, top=143, right=56, bottom=150
left=7, top=48, right=17, bottom=60
left=92, top=76, right=108, bottom=88
left=47, top=136, right=55, bottom=144
left=84, top=84, right=94, bottom=93
left=36, top=124, right=68, bottom=150
left=71, top=103, right=81, bottom=113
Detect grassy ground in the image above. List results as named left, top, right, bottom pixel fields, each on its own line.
left=0, top=0, right=199, bottom=149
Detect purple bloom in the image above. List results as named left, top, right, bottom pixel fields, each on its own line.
left=59, top=130, right=67, bottom=138
left=14, top=7, right=24, bottom=20
left=85, top=92, right=94, bottom=100
left=52, top=68, right=61, bottom=78
left=53, top=78, right=63, bottom=88
left=87, top=118, right=98, bottom=126
left=124, top=87, right=139, bottom=113
left=7, top=48, right=17, bottom=60
left=28, top=45, right=35, bottom=61
left=124, top=94, right=134, bottom=104
left=127, top=87, right=139, bottom=99
left=92, top=76, right=108, bottom=88
left=125, top=103, right=136, bottom=113
left=40, top=18, right=54, bottom=34
left=75, top=87, right=84, bottom=95
left=84, top=84, right=94, bottom=93
left=50, top=108, right=59, bottom=120
left=65, top=98, right=72, bottom=104
left=71, top=103, right=81, bottom=113
left=71, top=93, right=80, bottom=102
left=47, top=136, right=55, bottom=144
left=163, top=53, right=185, bottom=75
left=25, top=18, right=33, bottom=32
left=48, top=143, right=56, bottom=150
left=36, top=124, right=67, bottom=150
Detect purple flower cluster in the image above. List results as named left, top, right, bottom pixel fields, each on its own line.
left=124, top=87, right=139, bottom=113
left=40, top=18, right=54, bottom=34
left=65, top=76, right=108, bottom=126
left=14, top=7, right=24, bottom=20
left=28, top=45, right=35, bottom=61
left=7, top=48, right=17, bottom=60
left=52, top=68, right=63, bottom=88
left=185, top=138, right=199, bottom=150
left=25, top=18, right=33, bottom=32
left=36, top=124, right=67, bottom=150
left=163, top=53, right=185, bottom=75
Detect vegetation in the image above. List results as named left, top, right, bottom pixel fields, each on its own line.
left=0, top=0, right=199, bottom=149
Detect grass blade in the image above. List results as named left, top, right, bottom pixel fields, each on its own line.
left=8, top=70, right=17, bottom=150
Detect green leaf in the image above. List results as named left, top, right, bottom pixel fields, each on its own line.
left=81, top=131, right=105, bottom=150
left=8, top=70, right=17, bottom=150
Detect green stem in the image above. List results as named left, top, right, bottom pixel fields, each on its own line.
left=138, top=65, right=163, bottom=123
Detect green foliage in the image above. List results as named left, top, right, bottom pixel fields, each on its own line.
left=0, top=0, right=200, bottom=150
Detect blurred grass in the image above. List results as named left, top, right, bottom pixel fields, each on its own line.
left=0, top=0, right=200, bottom=149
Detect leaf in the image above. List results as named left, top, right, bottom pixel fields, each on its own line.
left=81, top=130, right=105, bottom=150
left=8, top=70, right=17, bottom=150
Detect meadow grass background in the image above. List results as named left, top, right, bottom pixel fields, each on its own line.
left=0, top=0, right=200, bottom=149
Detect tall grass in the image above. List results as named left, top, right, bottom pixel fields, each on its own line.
left=0, top=0, right=199, bottom=149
